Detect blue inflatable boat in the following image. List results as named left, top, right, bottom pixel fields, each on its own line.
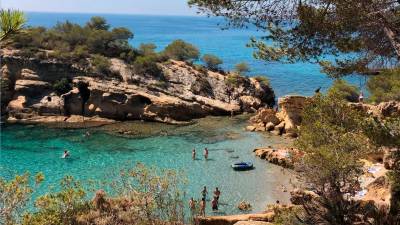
left=231, top=162, right=254, bottom=171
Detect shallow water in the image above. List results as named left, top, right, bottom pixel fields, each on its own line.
left=0, top=116, right=296, bottom=215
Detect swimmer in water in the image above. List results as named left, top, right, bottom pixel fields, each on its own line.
left=62, top=150, right=70, bottom=158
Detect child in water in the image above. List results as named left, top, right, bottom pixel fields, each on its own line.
left=62, top=150, right=70, bottom=158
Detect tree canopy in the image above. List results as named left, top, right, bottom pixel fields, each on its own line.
left=202, top=54, right=223, bottom=71
left=0, top=9, right=26, bottom=42
left=188, top=0, right=400, bottom=77
left=163, top=39, right=200, bottom=62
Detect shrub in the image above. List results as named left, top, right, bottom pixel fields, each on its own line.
left=139, top=43, right=157, bottom=56
left=91, top=54, right=111, bottom=75
left=367, top=68, right=400, bottom=103
left=53, top=78, right=73, bottom=96
left=254, top=76, right=270, bottom=86
left=235, top=62, right=250, bottom=75
left=327, top=79, right=359, bottom=102
left=202, top=54, right=223, bottom=71
left=163, top=39, right=200, bottom=62
left=225, top=73, right=242, bottom=87
left=133, top=55, right=162, bottom=77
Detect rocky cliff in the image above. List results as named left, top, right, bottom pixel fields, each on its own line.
left=0, top=51, right=275, bottom=124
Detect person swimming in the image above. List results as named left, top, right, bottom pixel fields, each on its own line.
left=192, top=149, right=196, bottom=160
left=62, top=150, right=70, bottom=158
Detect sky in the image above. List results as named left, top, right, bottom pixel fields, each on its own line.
left=0, top=0, right=197, bottom=16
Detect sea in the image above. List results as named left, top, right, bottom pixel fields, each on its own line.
left=1, top=12, right=354, bottom=215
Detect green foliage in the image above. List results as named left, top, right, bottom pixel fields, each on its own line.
left=294, top=94, right=378, bottom=224
left=0, top=173, right=43, bottom=225
left=133, top=55, right=163, bottom=77
left=163, top=39, right=200, bottom=62
left=327, top=79, right=359, bottom=102
left=202, top=54, right=223, bottom=71
left=9, top=17, right=134, bottom=61
left=53, top=78, right=73, bottom=96
left=367, top=68, right=400, bottom=103
left=23, top=176, right=90, bottom=225
left=85, top=16, right=110, bottom=30
left=139, top=43, right=157, bottom=56
left=91, top=54, right=111, bottom=75
left=253, top=76, right=270, bottom=86
left=0, top=9, right=26, bottom=42
left=234, top=62, right=250, bottom=75
left=225, top=73, right=242, bottom=87
left=189, top=0, right=400, bottom=77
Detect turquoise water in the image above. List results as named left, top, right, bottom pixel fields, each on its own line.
left=0, top=116, right=295, bottom=215
left=24, top=12, right=362, bottom=97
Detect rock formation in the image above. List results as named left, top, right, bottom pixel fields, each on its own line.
left=253, top=147, right=302, bottom=169
left=1, top=51, right=275, bottom=124
left=247, top=96, right=308, bottom=137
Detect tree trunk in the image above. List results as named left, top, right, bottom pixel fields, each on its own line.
left=383, top=26, right=400, bottom=60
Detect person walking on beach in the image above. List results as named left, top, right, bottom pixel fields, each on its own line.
left=211, top=197, right=218, bottom=211
left=192, top=149, right=196, bottom=160
left=202, top=186, right=208, bottom=200
left=213, top=187, right=221, bottom=201
left=199, top=198, right=206, bottom=217
left=204, top=148, right=209, bottom=160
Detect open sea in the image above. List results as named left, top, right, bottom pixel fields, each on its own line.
left=0, top=12, right=352, bottom=215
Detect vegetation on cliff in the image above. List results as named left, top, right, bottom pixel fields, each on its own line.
left=367, top=68, right=400, bottom=103
left=291, top=93, right=400, bottom=224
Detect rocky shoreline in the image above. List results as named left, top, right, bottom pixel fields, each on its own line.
left=1, top=50, right=275, bottom=125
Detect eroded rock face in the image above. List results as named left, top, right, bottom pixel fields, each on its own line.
left=253, top=147, right=302, bottom=169
left=247, top=96, right=308, bottom=137
left=1, top=53, right=275, bottom=124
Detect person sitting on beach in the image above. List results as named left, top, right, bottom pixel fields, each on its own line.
left=213, top=187, right=221, bottom=201
left=62, top=150, right=70, bottom=158
left=202, top=186, right=208, bottom=199
left=211, top=197, right=218, bottom=211
left=199, top=198, right=206, bottom=217
left=192, top=149, right=196, bottom=160
left=204, top=148, right=209, bottom=160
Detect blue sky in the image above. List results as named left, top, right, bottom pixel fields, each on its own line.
left=1, top=0, right=197, bottom=15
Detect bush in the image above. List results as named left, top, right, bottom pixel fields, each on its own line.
left=139, top=43, right=157, bottom=56
left=327, top=79, right=359, bottom=102
left=133, top=55, right=163, bottom=77
left=163, top=39, right=199, bottom=62
left=225, top=73, right=242, bottom=87
left=235, top=62, right=250, bottom=75
left=53, top=78, right=73, bottom=95
left=254, top=76, right=270, bottom=86
left=367, top=68, right=400, bottom=103
left=202, top=54, right=223, bottom=71
left=91, top=54, right=111, bottom=75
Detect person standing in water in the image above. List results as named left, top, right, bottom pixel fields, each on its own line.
left=199, top=198, right=206, bottom=217
left=213, top=187, right=221, bottom=201
left=189, top=197, right=196, bottom=220
left=201, top=186, right=208, bottom=200
left=211, top=197, right=218, bottom=211
left=204, top=148, right=209, bottom=160
left=192, top=149, right=196, bottom=160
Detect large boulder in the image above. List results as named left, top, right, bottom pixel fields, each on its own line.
left=276, top=95, right=307, bottom=131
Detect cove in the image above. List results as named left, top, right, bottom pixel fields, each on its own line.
left=0, top=116, right=296, bottom=215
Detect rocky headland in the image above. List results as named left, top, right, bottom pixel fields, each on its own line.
left=0, top=50, right=275, bottom=124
